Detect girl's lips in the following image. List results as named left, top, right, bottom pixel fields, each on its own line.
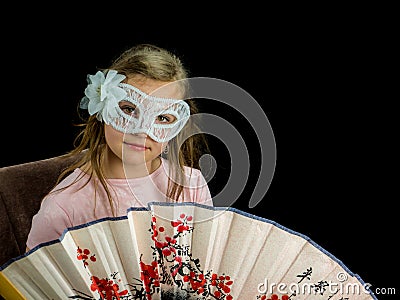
left=123, top=142, right=149, bottom=151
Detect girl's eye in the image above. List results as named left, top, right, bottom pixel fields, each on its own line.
left=119, top=102, right=137, bottom=116
left=156, top=114, right=176, bottom=124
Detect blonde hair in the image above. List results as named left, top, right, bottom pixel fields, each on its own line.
left=54, top=44, right=209, bottom=216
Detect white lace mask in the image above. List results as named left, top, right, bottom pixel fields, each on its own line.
left=105, top=83, right=190, bottom=143
left=80, top=70, right=190, bottom=143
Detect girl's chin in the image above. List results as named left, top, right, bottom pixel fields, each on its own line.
left=121, top=154, right=160, bottom=168
left=121, top=156, right=148, bottom=166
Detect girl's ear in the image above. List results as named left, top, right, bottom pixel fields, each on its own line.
left=160, top=144, right=169, bottom=159
left=163, top=144, right=169, bottom=155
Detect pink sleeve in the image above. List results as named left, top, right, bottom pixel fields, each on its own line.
left=192, top=169, right=214, bottom=206
left=26, top=196, right=72, bottom=250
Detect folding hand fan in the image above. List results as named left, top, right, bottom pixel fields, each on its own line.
left=0, top=202, right=376, bottom=300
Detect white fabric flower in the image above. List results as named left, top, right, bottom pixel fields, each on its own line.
left=80, top=70, right=126, bottom=121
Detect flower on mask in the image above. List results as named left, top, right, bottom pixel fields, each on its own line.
left=80, top=70, right=126, bottom=122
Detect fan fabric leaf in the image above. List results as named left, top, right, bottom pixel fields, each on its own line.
left=0, top=202, right=376, bottom=300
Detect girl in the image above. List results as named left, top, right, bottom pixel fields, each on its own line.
left=26, top=44, right=213, bottom=251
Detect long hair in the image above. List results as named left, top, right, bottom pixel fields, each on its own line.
left=53, top=44, right=209, bottom=216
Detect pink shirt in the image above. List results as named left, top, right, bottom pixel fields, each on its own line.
left=26, top=158, right=212, bottom=249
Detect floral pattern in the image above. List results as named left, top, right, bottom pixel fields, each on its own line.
left=257, top=294, right=289, bottom=300
left=69, top=212, right=235, bottom=299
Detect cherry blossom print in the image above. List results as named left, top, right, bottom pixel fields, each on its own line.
left=76, top=247, right=96, bottom=267
left=71, top=211, right=235, bottom=299
left=257, top=294, right=289, bottom=300
left=90, top=275, right=129, bottom=300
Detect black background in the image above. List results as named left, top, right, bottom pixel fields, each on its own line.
left=1, top=5, right=397, bottom=299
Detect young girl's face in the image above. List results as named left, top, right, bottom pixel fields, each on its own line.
left=104, top=75, right=183, bottom=172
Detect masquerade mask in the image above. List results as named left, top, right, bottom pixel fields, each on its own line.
left=80, top=70, right=190, bottom=143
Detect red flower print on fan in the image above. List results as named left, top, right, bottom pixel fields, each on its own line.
left=74, top=246, right=133, bottom=299
left=148, top=213, right=235, bottom=299
left=170, top=213, right=193, bottom=233
left=257, top=294, right=289, bottom=300
left=139, top=258, right=160, bottom=297
left=90, top=275, right=128, bottom=300
left=151, top=214, right=193, bottom=280
left=72, top=212, right=236, bottom=299
left=76, top=247, right=96, bottom=267
left=186, top=271, right=233, bottom=299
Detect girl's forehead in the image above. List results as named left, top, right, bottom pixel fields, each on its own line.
left=125, top=76, right=183, bottom=100
left=120, top=83, right=184, bottom=106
